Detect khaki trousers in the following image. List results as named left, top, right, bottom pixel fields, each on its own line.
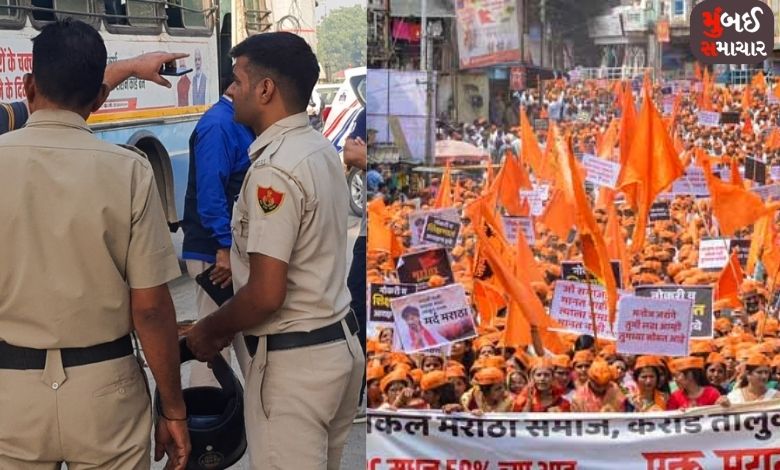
left=245, top=318, right=364, bottom=469
left=0, top=353, right=152, bottom=469
left=185, top=260, right=250, bottom=386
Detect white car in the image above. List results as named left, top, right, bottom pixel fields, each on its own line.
left=322, top=67, right=366, bottom=217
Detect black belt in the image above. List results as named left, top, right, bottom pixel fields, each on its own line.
left=0, top=335, right=133, bottom=370
left=245, top=310, right=359, bottom=356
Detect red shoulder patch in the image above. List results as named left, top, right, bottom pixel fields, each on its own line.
left=257, top=186, right=285, bottom=214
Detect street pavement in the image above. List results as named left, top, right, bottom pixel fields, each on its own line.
left=149, top=214, right=365, bottom=469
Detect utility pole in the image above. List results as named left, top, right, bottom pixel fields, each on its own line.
left=421, top=0, right=434, bottom=166
left=540, top=0, right=546, bottom=69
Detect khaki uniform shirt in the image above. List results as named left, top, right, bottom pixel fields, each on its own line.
left=0, top=110, right=180, bottom=349
left=231, top=112, right=351, bottom=335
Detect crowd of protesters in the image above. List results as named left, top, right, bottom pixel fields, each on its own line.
left=366, top=67, right=780, bottom=415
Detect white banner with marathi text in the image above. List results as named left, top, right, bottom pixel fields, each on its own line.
left=367, top=401, right=780, bottom=470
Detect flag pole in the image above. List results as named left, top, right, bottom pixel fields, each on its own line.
left=584, top=267, right=601, bottom=354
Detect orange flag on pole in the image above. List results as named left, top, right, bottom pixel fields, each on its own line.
left=742, top=115, right=754, bottom=136
left=433, top=161, right=453, bottom=208
left=701, top=157, right=771, bottom=237
left=616, top=79, right=684, bottom=253
left=367, top=197, right=392, bottom=253
left=751, top=71, right=767, bottom=93
left=602, top=188, right=630, bottom=288
left=597, top=118, right=620, bottom=161
left=765, top=128, right=780, bottom=151
left=741, top=85, right=753, bottom=111
left=520, top=107, right=545, bottom=177
left=730, top=157, right=744, bottom=187
left=716, top=250, right=744, bottom=309
left=497, top=151, right=533, bottom=216
left=556, top=132, right=619, bottom=327
left=539, top=187, right=576, bottom=240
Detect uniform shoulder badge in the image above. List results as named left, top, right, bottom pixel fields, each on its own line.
left=257, top=186, right=285, bottom=214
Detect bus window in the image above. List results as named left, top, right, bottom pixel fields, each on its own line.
left=103, top=0, right=162, bottom=33
left=31, top=0, right=99, bottom=28
left=243, top=0, right=272, bottom=35
left=166, top=0, right=210, bottom=34
left=0, top=0, right=23, bottom=27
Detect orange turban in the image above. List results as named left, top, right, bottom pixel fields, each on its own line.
left=409, top=368, right=424, bottom=384
left=706, top=352, right=726, bottom=366
left=588, top=359, right=615, bottom=386
left=380, top=369, right=410, bottom=393
left=473, top=367, right=505, bottom=386
left=529, top=356, right=555, bottom=372
left=690, top=341, right=714, bottom=355
left=446, top=366, right=467, bottom=380
left=745, top=353, right=770, bottom=368
left=551, top=354, right=571, bottom=369
left=367, top=364, right=385, bottom=382
left=572, top=350, right=595, bottom=366
left=420, top=370, right=448, bottom=391
left=670, top=356, right=705, bottom=374
left=484, top=355, right=507, bottom=370
left=473, top=336, right=495, bottom=352
left=635, top=355, right=664, bottom=370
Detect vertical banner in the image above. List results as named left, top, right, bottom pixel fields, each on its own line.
left=455, top=0, right=522, bottom=69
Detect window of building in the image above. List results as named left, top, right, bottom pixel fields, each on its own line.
left=673, top=0, right=685, bottom=16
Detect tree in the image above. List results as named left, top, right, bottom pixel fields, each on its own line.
left=317, top=5, right=367, bottom=79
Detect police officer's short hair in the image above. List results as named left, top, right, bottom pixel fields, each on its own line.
left=230, top=32, right=320, bottom=113
left=32, top=19, right=107, bottom=109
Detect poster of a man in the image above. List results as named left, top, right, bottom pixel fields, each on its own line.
left=192, top=49, right=207, bottom=105
left=390, top=284, right=478, bottom=353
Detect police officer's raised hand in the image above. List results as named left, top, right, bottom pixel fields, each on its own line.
left=209, top=248, right=232, bottom=288
left=155, top=415, right=191, bottom=470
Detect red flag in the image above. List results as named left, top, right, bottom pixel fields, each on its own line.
left=616, top=79, right=684, bottom=252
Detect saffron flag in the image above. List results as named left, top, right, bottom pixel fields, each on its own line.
left=616, top=80, right=684, bottom=252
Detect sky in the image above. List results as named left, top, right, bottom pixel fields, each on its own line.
left=316, top=0, right=365, bottom=22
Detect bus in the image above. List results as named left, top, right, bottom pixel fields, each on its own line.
left=0, top=0, right=316, bottom=230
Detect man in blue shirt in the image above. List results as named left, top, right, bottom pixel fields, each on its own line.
left=181, top=91, right=254, bottom=383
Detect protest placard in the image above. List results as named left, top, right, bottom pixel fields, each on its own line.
left=744, top=157, right=767, bottom=185
left=396, top=247, right=455, bottom=285
left=771, top=166, right=780, bottom=182
left=649, top=201, right=671, bottom=221
left=561, top=260, right=623, bottom=288
left=616, top=295, right=692, bottom=356
left=698, top=239, right=730, bottom=270
left=752, top=183, right=780, bottom=201
left=421, top=215, right=461, bottom=249
left=519, top=189, right=545, bottom=216
left=582, top=154, right=621, bottom=188
left=534, top=119, right=549, bottom=131
left=720, top=111, right=740, bottom=124
left=502, top=216, right=535, bottom=245
left=550, top=281, right=616, bottom=340
left=369, top=283, right=419, bottom=323
left=635, top=285, right=713, bottom=338
left=662, top=96, right=674, bottom=115
left=671, top=167, right=709, bottom=196
left=730, top=239, right=751, bottom=269
left=408, top=208, right=460, bottom=246
left=390, top=284, right=477, bottom=353
left=534, top=183, right=550, bottom=201
left=576, top=111, right=592, bottom=123
left=697, top=110, right=720, bottom=127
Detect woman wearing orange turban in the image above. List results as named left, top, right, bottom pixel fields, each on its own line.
left=667, top=357, right=724, bottom=410
left=628, top=356, right=668, bottom=412
left=513, top=358, right=572, bottom=413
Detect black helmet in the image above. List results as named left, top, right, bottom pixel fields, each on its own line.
left=154, top=339, right=247, bottom=470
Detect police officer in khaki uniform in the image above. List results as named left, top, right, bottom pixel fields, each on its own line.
left=0, top=20, right=190, bottom=469
left=185, top=32, right=364, bottom=469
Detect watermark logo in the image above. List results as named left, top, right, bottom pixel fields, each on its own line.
left=690, top=0, right=774, bottom=64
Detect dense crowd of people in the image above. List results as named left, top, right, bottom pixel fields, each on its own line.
left=366, top=68, right=780, bottom=415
